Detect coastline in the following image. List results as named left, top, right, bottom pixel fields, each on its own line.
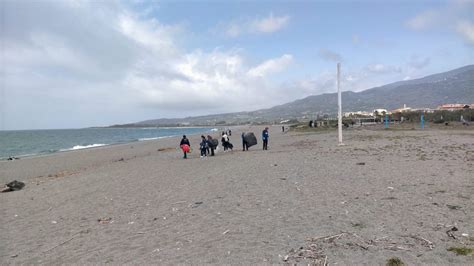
left=0, top=126, right=220, bottom=161
left=1, top=125, right=473, bottom=264
left=0, top=126, right=244, bottom=184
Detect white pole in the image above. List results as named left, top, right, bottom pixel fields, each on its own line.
left=337, top=63, right=343, bottom=145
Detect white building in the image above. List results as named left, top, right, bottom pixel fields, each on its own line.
left=343, top=111, right=373, bottom=117
left=391, top=104, right=412, bottom=113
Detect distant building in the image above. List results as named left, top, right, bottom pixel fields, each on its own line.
left=343, top=111, right=373, bottom=117
left=437, top=104, right=470, bottom=111
left=412, top=108, right=435, bottom=113
left=391, top=104, right=412, bottom=113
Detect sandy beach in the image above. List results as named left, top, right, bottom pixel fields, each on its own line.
left=1, top=125, right=473, bottom=264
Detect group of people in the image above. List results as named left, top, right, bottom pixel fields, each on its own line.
left=179, top=127, right=269, bottom=159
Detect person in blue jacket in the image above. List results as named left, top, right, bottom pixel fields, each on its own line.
left=262, top=127, right=269, bottom=150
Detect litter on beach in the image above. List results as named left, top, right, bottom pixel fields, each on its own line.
left=1, top=180, right=25, bottom=193
left=98, top=217, right=113, bottom=224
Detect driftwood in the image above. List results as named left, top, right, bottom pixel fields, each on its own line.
left=289, top=231, right=437, bottom=264
left=446, top=226, right=458, bottom=239
left=307, top=232, right=346, bottom=242
left=407, top=234, right=435, bottom=249
left=43, top=229, right=90, bottom=253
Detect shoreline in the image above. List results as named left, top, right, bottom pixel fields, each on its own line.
left=0, top=126, right=222, bottom=161
left=0, top=135, right=172, bottom=162
left=0, top=125, right=250, bottom=184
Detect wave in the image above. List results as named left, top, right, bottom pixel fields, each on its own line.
left=139, top=137, right=160, bottom=141
left=138, top=135, right=174, bottom=141
left=210, top=128, right=218, bottom=132
left=139, top=137, right=163, bottom=141
left=60, top=143, right=107, bottom=151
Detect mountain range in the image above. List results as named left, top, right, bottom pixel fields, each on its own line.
left=116, top=64, right=474, bottom=126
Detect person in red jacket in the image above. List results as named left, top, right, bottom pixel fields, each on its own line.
left=180, top=135, right=190, bottom=159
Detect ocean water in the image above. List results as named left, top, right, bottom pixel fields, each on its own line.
left=0, top=127, right=217, bottom=159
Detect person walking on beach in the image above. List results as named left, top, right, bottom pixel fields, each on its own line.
left=207, top=135, right=216, bottom=156
left=242, top=132, right=248, bottom=151
left=199, top=135, right=207, bottom=158
left=221, top=132, right=229, bottom=151
left=262, top=127, right=269, bottom=150
left=180, top=135, right=190, bottom=159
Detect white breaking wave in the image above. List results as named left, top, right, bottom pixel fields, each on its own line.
left=138, top=135, right=175, bottom=141
left=61, top=144, right=107, bottom=151
left=139, top=136, right=165, bottom=141
left=139, top=137, right=160, bottom=141
left=210, top=128, right=218, bottom=132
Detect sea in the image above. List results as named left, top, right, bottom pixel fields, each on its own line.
left=0, top=127, right=218, bottom=160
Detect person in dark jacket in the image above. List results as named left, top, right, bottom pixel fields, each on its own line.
left=199, top=135, right=207, bottom=158
left=180, top=135, right=190, bottom=159
left=242, top=132, right=248, bottom=151
left=262, top=127, right=269, bottom=150
left=207, top=135, right=215, bottom=156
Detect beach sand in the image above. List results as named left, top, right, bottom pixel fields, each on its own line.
left=1, top=125, right=473, bottom=264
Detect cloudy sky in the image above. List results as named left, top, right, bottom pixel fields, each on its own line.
left=1, top=0, right=473, bottom=130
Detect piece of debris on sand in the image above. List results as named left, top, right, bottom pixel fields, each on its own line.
left=1, top=180, right=26, bottom=193
left=98, top=217, right=113, bottom=224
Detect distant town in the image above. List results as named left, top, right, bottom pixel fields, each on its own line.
left=344, top=103, right=473, bottom=118
left=317, top=103, right=473, bottom=126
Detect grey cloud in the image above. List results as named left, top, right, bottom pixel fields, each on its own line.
left=365, top=64, right=402, bottom=74
left=217, top=13, right=290, bottom=38
left=408, top=56, right=431, bottom=69
left=405, top=10, right=438, bottom=30
left=2, top=1, right=139, bottom=82
left=405, top=1, right=474, bottom=45
left=318, top=48, right=343, bottom=62
left=352, top=34, right=360, bottom=45
left=457, top=20, right=474, bottom=46
left=1, top=1, right=186, bottom=129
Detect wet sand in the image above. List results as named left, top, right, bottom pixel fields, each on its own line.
left=1, top=125, right=473, bottom=264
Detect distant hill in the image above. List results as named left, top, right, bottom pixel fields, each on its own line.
left=116, top=64, right=474, bottom=126
left=254, top=64, right=474, bottom=118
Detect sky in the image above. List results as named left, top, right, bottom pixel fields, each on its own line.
left=1, top=0, right=473, bottom=130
